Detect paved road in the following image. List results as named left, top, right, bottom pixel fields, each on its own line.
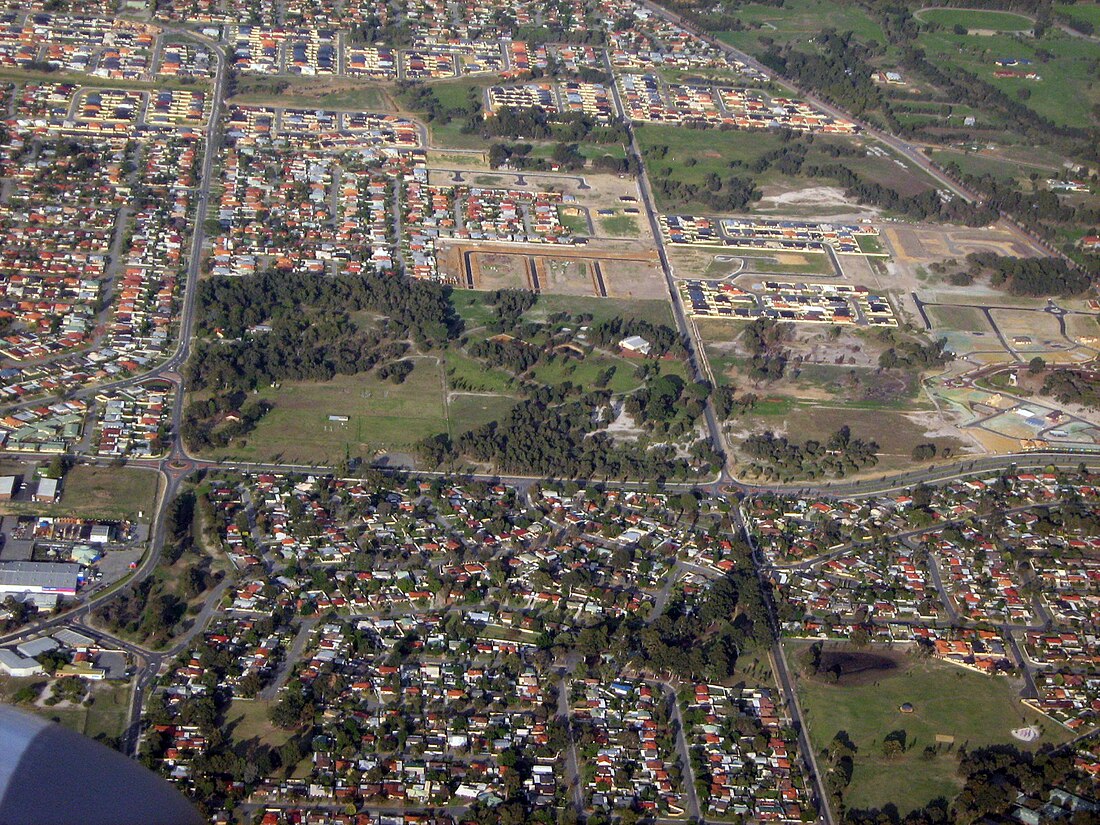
left=607, top=53, right=730, bottom=470
left=260, top=617, right=317, bottom=701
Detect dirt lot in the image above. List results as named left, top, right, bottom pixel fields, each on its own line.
left=537, top=257, right=596, bottom=296
left=883, top=223, right=1043, bottom=265
left=754, top=184, right=882, bottom=220
left=469, top=251, right=532, bottom=290
left=598, top=257, right=669, bottom=300
left=444, top=241, right=667, bottom=299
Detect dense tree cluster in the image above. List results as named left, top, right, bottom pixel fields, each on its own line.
left=181, top=391, right=272, bottom=451
left=878, top=336, right=952, bottom=370
left=761, top=31, right=885, bottom=120
left=426, top=393, right=719, bottom=480
left=587, top=317, right=684, bottom=358
left=844, top=744, right=1085, bottom=825
left=742, top=425, right=878, bottom=480
left=94, top=490, right=221, bottom=645
left=188, top=270, right=458, bottom=391
left=966, top=252, right=1093, bottom=296
left=1042, top=368, right=1100, bottom=410
left=743, top=318, right=789, bottom=381
left=481, top=107, right=628, bottom=145
left=198, top=269, right=457, bottom=342
left=396, top=82, right=480, bottom=125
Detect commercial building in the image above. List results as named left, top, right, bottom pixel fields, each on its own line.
left=0, top=648, right=43, bottom=677
left=0, top=475, right=17, bottom=500
left=34, top=476, right=59, bottom=503
left=0, top=561, right=80, bottom=599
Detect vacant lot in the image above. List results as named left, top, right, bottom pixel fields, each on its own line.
left=1, top=465, right=159, bottom=522
left=794, top=642, right=1066, bottom=815
left=539, top=257, right=596, bottom=296
left=0, top=678, right=131, bottom=742
left=928, top=304, right=989, bottom=334
left=226, top=698, right=293, bottom=749
left=229, top=75, right=394, bottom=110
left=733, top=403, right=968, bottom=475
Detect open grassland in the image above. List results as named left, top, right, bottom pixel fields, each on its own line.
left=793, top=643, right=1069, bottom=815
left=735, top=403, right=965, bottom=475
left=918, top=8, right=1034, bottom=31
left=205, top=291, right=677, bottom=463
left=714, top=0, right=886, bottom=53
left=226, top=699, right=293, bottom=749
left=229, top=75, right=393, bottom=110
left=198, top=368, right=450, bottom=464
left=0, top=465, right=159, bottom=522
left=929, top=149, right=1035, bottom=183
left=915, top=29, right=1100, bottom=128
left=1056, top=3, right=1100, bottom=27
left=522, top=293, right=674, bottom=327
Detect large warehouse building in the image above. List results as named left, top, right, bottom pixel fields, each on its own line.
left=0, top=561, right=80, bottom=600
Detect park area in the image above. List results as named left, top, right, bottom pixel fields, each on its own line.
left=792, top=643, right=1069, bottom=815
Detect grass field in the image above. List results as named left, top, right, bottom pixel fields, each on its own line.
left=636, top=124, right=788, bottom=194
left=737, top=403, right=961, bottom=474
left=793, top=643, right=1068, bottom=814
left=447, top=393, right=519, bottom=433
left=714, top=0, right=886, bottom=54
left=915, top=29, right=1100, bottom=128
left=1056, top=3, right=1100, bottom=28
left=230, top=75, right=393, bottom=110
left=598, top=213, right=641, bottom=238
left=0, top=465, right=159, bottom=522
left=929, top=149, right=1033, bottom=183
left=522, top=293, right=674, bottom=327
left=198, top=368, right=449, bottom=464
left=530, top=352, right=649, bottom=394
left=0, top=678, right=131, bottom=742
left=445, top=350, right=515, bottom=393
left=928, top=304, right=989, bottom=333
left=919, top=8, right=1034, bottom=31
left=226, top=698, right=293, bottom=749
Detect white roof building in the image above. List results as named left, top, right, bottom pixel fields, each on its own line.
left=0, top=648, right=43, bottom=677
